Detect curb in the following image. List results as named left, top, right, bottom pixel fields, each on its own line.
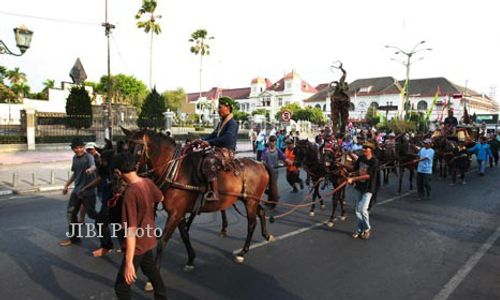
left=8, top=185, right=72, bottom=195
left=0, top=159, right=72, bottom=167
left=0, top=189, right=13, bottom=196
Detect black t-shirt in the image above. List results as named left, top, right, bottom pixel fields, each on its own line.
left=354, top=155, right=379, bottom=194
left=444, top=116, right=458, bottom=127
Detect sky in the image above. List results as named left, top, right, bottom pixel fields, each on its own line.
left=1, top=0, right=499, bottom=102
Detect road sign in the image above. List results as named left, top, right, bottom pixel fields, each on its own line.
left=281, top=110, right=292, bottom=122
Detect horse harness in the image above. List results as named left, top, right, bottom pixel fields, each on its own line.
left=132, top=138, right=265, bottom=215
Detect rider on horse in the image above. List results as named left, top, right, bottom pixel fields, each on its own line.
left=198, top=96, right=239, bottom=201
left=443, top=109, right=459, bottom=139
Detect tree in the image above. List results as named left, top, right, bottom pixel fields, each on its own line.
left=96, top=74, right=148, bottom=109
left=135, top=0, right=161, bottom=88
left=275, top=103, right=302, bottom=120
left=189, top=29, right=214, bottom=100
left=138, top=87, right=166, bottom=129
left=41, top=79, right=55, bottom=99
left=0, top=66, right=7, bottom=84
left=365, top=105, right=380, bottom=126
left=252, top=108, right=270, bottom=118
left=10, top=82, right=31, bottom=101
left=233, top=110, right=249, bottom=122
left=294, top=106, right=327, bottom=125
left=0, top=83, right=17, bottom=103
left=162, top=88, right=186, bottom=112
left=7, top=67, right=27, bottom=85
left=65, top=85, right=93, bottom=130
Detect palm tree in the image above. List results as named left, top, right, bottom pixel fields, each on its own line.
left=10, top=82, right=30, bottom=102
left=42, top=79, right=55, bottom=99
left=135, top=0, right=161, bottom=89
left=189, top=29, right=214, bottom=102
left=0, top=66, right=7, bottom=84
left=7, top=67, right=27, bottom=85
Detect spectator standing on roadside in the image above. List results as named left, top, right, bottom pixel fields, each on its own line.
left=59, top=138, right=98, bottom=247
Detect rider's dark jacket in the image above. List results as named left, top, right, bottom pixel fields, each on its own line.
left=203, top=114, right=239, bottom=151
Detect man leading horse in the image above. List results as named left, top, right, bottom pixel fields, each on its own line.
left=196, top=96, right=238, bottom=201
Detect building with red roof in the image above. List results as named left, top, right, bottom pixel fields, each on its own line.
left=185, top=70, right=318, bottom=121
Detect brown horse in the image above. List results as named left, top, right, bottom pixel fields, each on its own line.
left=123, top=129, right=279, bottom=270
left=294, top=139, right=351, bottom=227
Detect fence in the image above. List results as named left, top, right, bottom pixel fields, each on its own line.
left=0, top=124, right=27, bottom=144
left=34, top=112, right=139, bottom=144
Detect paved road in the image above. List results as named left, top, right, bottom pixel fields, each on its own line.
left=0, top=165, right=499, bottom=300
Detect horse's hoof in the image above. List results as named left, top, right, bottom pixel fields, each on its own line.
left=219, top=232, right=227, bottom=238
left=309, top=211, right=315, bottom=217
left=183, top=264, right=195, bottom=272
left=144, top=282, right=154, bottom=292
left=327, top=221, right=334, bottom=228
left=267, top=235, right=276, bottom=242
left=339, top=216, right=347, bottom=221
left=234, top=255, right=245, bottom=264
left=320, top=204, right=326, bottom=210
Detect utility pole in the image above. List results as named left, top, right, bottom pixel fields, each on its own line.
left=385, top=41, right=432, bottom=117
left=102, top=0, right=115, bottom=141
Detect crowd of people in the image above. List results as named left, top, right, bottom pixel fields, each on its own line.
left=245, top=109, right=500, bottom=241
left=57, top=96, right=499, bottom=298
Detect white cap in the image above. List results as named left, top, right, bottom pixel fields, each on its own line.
left=85, top=142, right=97, bottom=149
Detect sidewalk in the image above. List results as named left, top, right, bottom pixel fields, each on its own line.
left=0, top=141, right=254, bottom=196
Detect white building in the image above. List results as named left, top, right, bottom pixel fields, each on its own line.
left=186, top=70, right=318, bottom=121
left=0, top=82, right=103, bottom=125
left=305, top=76, right=499, bottom=123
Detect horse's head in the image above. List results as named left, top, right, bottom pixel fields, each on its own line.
left=123, top=128, right=178, bottom=176
left=323, top=149, right=337, bottom=169
left=294, top=139, right=317, bottom=164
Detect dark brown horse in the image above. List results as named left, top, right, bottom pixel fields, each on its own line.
left=124, top=129, right=279, bottom=270
left=294, top=139, right=351, bottom=227
left=394, top=134, right=419, bottom=194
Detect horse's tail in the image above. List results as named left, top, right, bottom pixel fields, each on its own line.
left=263, top=162, right=279, bottom=206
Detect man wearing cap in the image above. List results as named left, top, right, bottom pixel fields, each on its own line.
left=416, top=138, right=435, bottom=200
left=60, top=138, right=98, bottom=246
left=443, top=109, right=458, bottom=137
left=198, top=96, right=239, bottom=201
left=347, top=141, right=379, bottom=240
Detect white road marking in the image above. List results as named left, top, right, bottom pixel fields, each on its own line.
left=232, top=221, right=326, bottom=255
left=232, top=188, right=416, bottom=254
left=378, top=191, right=415, bottom=205
left=433, top=224, right=500, bottom=300
left=232, top=166, right=480, bottom=254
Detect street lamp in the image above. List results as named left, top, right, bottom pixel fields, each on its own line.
left=385, top=41, right=432, bottom=115
left=0, top=25, right=34, bottom=56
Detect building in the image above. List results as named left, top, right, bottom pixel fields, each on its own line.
left=0, top=81, right=136, bottom=126
left=185, top=70, right=317, bottom=121
left=305, top=76, right=499, bottom=123
left=184, top=74, right=498, bottom=125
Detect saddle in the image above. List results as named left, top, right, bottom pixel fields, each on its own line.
left=201, top=147, right=241, bottom=177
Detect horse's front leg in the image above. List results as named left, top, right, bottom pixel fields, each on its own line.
left=309, top=182, right=318, bottom=217
left=257, top=204, right=274, bottom=242
left=398, top=167, right=404, bottom=194
left=155, top=213, right=183, bottom=270
left=177, top=217, right=196, bottom=271
left=234, top=201, right=259, bottom=264
left=409, top=168, right=414, bottom=190
left=220, top=210, right=228, bottom=238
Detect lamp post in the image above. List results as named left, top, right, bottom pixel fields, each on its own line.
left=385, top=41, right=432, bottom=116
left=0, top=25, right=34, bottom=56
left=1, top=26, right=34, bottom=125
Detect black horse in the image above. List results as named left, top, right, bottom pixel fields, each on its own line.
left=294, top=139, right=351, bottom=227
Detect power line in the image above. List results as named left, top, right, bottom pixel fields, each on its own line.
left=0, top=10, right=100, bottom=26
